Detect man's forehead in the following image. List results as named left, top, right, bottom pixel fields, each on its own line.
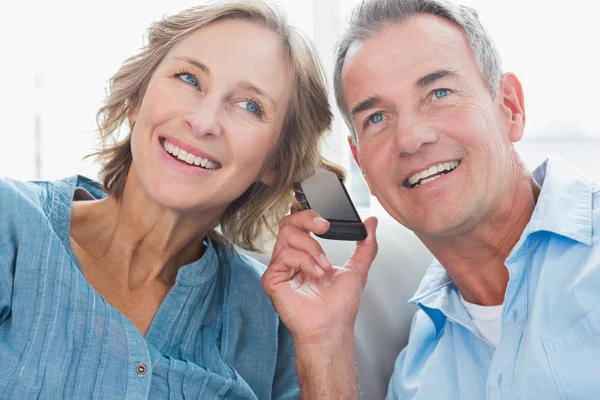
left=341, top=15, right=471, bottom=97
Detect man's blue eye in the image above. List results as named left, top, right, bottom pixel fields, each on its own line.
left=368, top=113, right=383, bottom=124
left=177, top=73, right=199, bottom=87
left=433, top=88, right=450, bottom=99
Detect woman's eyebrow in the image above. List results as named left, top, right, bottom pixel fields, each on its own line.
left=173, top=56, right=211, bottom=74
left=237, top=81, right=278, bottom=112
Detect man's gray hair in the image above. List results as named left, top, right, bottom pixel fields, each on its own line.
left=334, top=0, right=503, bottom=137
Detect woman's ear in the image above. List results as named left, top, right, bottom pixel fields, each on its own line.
left=128, top=105, right=140, bottom=126
left=499, top=72, right=526, bottom=143
left=259, top=168, right=277, bottom=186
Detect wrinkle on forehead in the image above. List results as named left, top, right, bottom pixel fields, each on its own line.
left=341, top=15, right=484, bottom=108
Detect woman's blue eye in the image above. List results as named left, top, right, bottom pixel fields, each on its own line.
left=237, top=100, right=262, bottom=116
left=177, top=73, right=199, bottom=87
left=245, top=102, right=258, bottom=114
left=367, top=112, right=383, bottom=125
left=433, top=88, right=450, bottom=99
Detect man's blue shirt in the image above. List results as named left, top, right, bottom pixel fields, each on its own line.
left=387, top=157, right=600, bottom=400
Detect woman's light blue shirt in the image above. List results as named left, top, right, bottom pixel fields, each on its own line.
left=0, top=175, right=299, bottom=399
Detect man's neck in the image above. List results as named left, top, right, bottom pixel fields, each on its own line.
left=418, top=167, right=541, bottom=306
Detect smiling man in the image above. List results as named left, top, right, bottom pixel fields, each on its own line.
left=330, top=0, right=600, bottom=398
left=263, top=0, right=600, bottom=397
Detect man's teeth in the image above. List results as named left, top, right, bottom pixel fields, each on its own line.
left=162, top=140, right=219, bottom=170
left=407, top=160, right=460, bottom=187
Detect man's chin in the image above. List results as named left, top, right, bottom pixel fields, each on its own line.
left=407, top=213, right=475, bottom=239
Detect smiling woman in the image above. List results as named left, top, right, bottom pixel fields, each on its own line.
left=0, top=1, right=340, bottom=398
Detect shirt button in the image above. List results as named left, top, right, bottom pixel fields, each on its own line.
left=136, top=363, right=147, bottom=376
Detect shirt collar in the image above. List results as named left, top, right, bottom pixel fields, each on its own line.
left=521, top=156, right=594, bottom=247
left=408, top=259, right=468, bottom=335
left=409, top=259, right=451, bottom=305
left=174, top=237, right=221, bottom=286
left=407, top=156, right=595, bottom=331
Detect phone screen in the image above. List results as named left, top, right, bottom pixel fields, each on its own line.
left=300, top=169, right=361, bottom=222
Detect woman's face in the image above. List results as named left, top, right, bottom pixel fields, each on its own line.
left=129, top=18, right=292, bottom=214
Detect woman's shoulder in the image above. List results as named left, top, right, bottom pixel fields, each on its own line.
left=214, top=244, right=275, bottom=307
left=0, top=178, right=55, bottom=230
left=0, top=177, right=51, bottom=210
left=217, top=244, right=268, bottom=283
left=0, top=176, right=78, bottom=216
left=0, top=176, right=78, bottom=239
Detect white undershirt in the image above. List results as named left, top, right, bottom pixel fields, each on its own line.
left=460, top=296, right=504, bottom=349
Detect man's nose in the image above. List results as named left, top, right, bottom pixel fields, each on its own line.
left=392, top=119, right=438, bottom=155
left=183, top=98, right=223, bottom=138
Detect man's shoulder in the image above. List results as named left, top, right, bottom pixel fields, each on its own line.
left=386, top=309, right=443, bottom=398
left=403, top=308, right=442, bottom=360
left=414, top=307, right=441, bottom=335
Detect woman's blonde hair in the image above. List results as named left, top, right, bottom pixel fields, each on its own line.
left=93, top=0, right=343, bottom=252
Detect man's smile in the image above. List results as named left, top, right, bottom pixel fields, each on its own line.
left=405, top=160, right=461, bottom=188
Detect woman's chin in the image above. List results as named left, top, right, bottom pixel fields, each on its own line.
left=147, top=185, right=228, bottom=216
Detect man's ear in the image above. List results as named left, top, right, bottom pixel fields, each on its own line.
left=499, top=72, right=526, bottom=143
left=348, top=135, right=361, bottom=168
left=348, top=135, right=375, bottom=196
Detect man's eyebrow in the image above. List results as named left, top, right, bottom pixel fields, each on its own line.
left=238, top=81, right=278, bottom=111
left=350, top=96, right=383, bottom=117
left=416, top=69, right=459, bottom=88
left=348, top=70, right=458, bottom=117
left=174, top=56, right=210, bottom=74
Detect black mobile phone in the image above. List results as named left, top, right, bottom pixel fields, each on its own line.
left=297, top=169, right=367, bottom=241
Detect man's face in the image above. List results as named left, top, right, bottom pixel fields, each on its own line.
left=342, top=15, right=524, bottom=237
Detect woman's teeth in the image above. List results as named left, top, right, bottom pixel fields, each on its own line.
left=162, top=139, right=219, bottom=170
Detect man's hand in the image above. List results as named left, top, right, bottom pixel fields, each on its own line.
left=261, top=210, right=378, bottom=399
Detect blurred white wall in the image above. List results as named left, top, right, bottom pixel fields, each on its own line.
left=1, top=0, right=598, bottom=187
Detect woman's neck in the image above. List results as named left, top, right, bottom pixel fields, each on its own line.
left=70, top=173, right=221, bottom=288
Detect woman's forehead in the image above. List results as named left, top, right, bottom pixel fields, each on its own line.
left=165, top=19, right=292, bottom=94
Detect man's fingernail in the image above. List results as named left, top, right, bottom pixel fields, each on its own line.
left=320, top=253, right=331, bottom=267
left=315, top=265, right=325, bottom=276
left=314, top=217, right=328, bottom=225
